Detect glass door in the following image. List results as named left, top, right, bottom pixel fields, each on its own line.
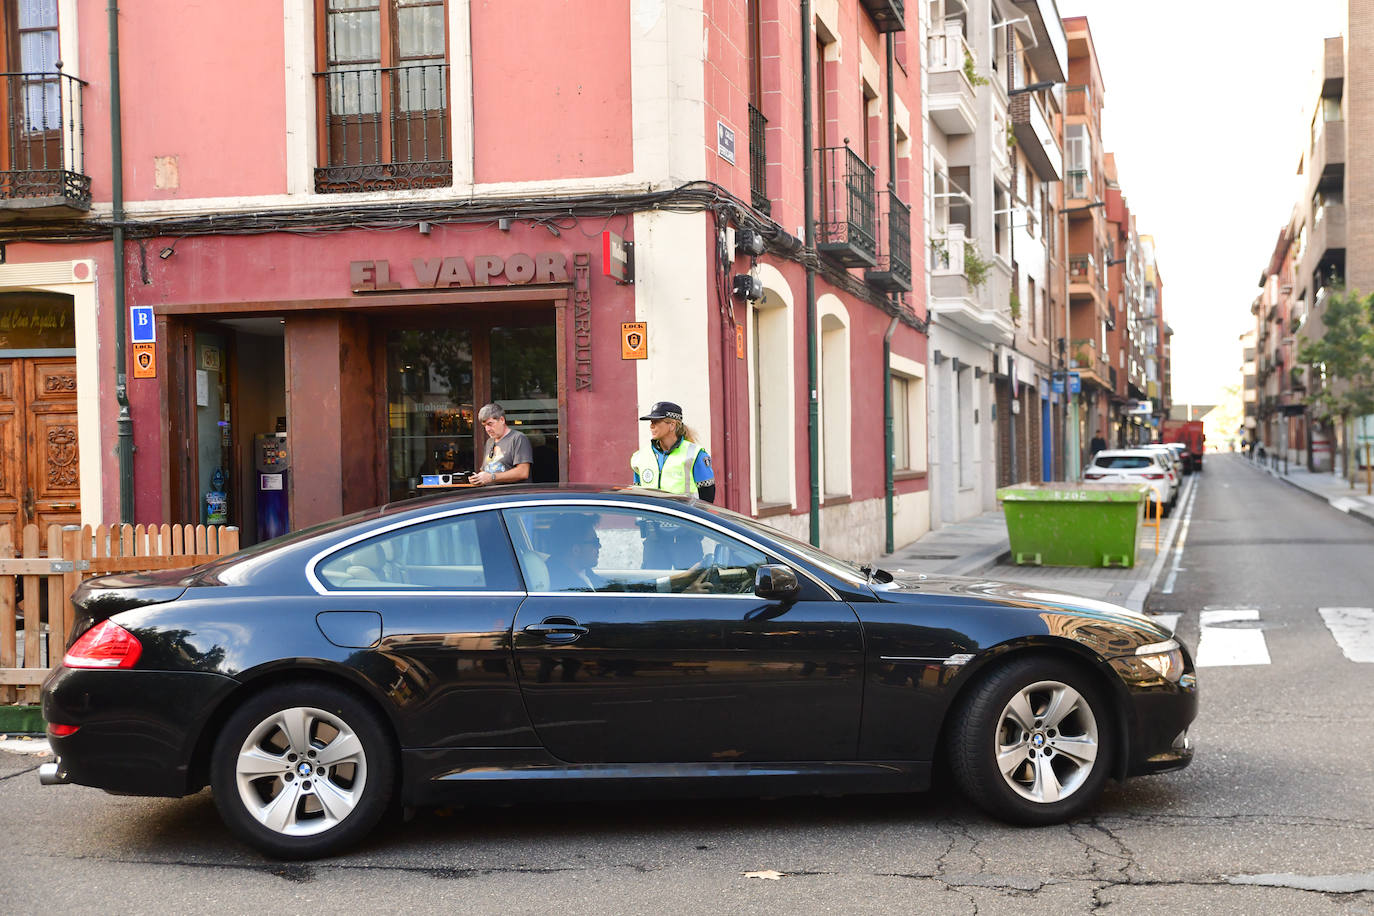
left=386, top=328, right=474, bottom=501
left=490, top=325, right=559, bottom=483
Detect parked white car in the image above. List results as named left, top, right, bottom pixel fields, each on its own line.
left=1083, top=448, right=1179, bottom=515
left=1143, top=442, right=1186, bottom=478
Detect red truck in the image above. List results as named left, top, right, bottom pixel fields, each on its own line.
left=1161, top=420, right=1205, bottom=473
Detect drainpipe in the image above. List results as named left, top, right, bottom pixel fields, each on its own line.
left=883, top=34, right=898, bottom=554
left=801, top=0, right=819, bottom=546
left=883, top=314, right=898, bottom=553
left=109, top=0, right=133, bottom=522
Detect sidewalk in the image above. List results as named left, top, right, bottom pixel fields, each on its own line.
left=882, top=474, right=1198, bottom=614
left=1246, top=455, right=1374, bottom=525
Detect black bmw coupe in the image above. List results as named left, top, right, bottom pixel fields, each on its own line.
left=41, top=486, right=1196, bottom=858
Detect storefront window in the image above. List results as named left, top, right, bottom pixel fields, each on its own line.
left=387, top=329, right=474, bottom=500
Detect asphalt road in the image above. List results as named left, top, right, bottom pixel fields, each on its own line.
left=2, top=455, right=1372, bottom=914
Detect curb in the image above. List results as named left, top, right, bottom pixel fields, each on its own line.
left=0, top=704, right=44, bottom=735
left=1256, top=462, right=1374, bottom=527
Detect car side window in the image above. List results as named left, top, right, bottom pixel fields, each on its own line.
left=317, top=511, right=521, bottom=590
left=503, top=506, right=768, bottom=595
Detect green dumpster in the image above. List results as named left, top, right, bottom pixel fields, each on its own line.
left=995, top=482, right=1149, bottom=568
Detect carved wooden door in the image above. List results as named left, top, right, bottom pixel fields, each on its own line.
left=0, top=358, right=80, bottom=535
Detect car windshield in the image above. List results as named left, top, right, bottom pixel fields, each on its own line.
left=700, top=503, right=870, bottom=586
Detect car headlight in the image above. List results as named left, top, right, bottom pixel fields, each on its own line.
left=1135, top=638, right=1184, bottom=682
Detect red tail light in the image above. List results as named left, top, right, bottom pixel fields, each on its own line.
left=1143, top=473, right=1165, bottom=479
left=63, top=620, right=143, bottom=669
left=1084, top=472, right=1106, bottom=480
left=48, top=723, right=79, bottom=737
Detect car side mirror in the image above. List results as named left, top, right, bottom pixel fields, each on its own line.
left=754, top=564, right=800, bottom=601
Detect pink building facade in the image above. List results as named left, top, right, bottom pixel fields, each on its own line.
left=0, top=0, right=927, bottom=559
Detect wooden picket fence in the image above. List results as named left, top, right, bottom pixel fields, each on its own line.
left=0, top=523, right=240, bottom=705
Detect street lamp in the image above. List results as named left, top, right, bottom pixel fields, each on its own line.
left=1008, top=80, right=1057, bottom=96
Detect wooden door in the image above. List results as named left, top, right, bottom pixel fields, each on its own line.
left=0, top=357, right=80, bottom=536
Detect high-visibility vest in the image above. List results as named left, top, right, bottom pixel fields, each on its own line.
left=631, top=439, right=704, bottom=495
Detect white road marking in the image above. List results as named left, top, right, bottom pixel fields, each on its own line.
left=1160, top=477, right=1200, bottom=595
left=1195, top=609, right=1271, bottom=668
left=1318, top=607, right=1374, bottom=663
left=1150, top=613, right=1181, bottom=634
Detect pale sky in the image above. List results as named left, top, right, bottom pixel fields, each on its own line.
left=1055, top=0, right=1346, bottom=407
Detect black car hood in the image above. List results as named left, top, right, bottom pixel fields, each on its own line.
left=874, top=573, right=1173, bottom=642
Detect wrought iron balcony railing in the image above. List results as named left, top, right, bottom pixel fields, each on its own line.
left=816, top=143, right=877, bottom=268
left=0, top=71, right=90, bottom=213
left=866, top=190, right=911, bottom=292
left=315, top=63, right=452, bottom=193
left=748, top=103, right=769, bottom=214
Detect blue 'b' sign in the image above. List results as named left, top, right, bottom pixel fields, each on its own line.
left=130, top=306, right=155, bottom=343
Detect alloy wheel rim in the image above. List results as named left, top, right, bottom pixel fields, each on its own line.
left=234, top=705, right=368, bottom=837
left=994, top=679, right=1099, bottom=804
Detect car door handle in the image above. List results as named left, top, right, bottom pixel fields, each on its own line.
left=523, top=619, right=588, bottom=644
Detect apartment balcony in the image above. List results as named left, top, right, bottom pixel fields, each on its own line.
left=866, top=190, right=912, bottom=291
left=1323, top=35, right=1344, bottom=97
left=1013, top=0, right=1068, bottom=84
left=927, top=21, right=976, bottom=135
left=1010, top=91, right=1061, bottom=181
left=1065, top=168, right=1092, bottom=203
left=930, top=225, right=1014, bottom=343
left=1068, top=253, right=1104, bottom=307
left=1066, top=84, right=1092, bottom=118
left=816, top=143, right=877, bottom=268
left=1301, top=202, right=1346, bottom=295
left=1309, top=119, right=1344, bottom=193
left=748, top=103, right=769, bottom=214
left=859, top=0, right=906, bottom=33
left=315, top=63, right=452, bottom=193
left=1069, top=337, right=1110, bottom=389
left=0, top=71, right=91, bottom=218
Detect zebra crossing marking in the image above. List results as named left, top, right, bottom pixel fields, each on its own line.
left=1318, top=607, right=1374, bottom=663
left=1195, top=609, right=1271, bottom=668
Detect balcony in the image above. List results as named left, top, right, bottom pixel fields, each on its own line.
left=1069, top=253, right=1103, bottom=306
left=1069, top=337, right=1109, bottom=388
left=929, top=225, right=1014, bottom=343
left=859, top=0, right=906, bottom=33
left=1010, top=90, right=1061, bottom=181
left=315, top=63, right=452, bottom=193
left=1308, top=119, right=1344, bottom=193
left=1066, top=84, right=1092, bottom=117
left=1323, top=35, right=1344, bottom=97
left=748, top=103, right=769, bottom=214
left=816, top=143, right=877, bottom=268
left=866, top=190, right=911, bottom=292
left=927, top=21, right=977, bottom=135
left=0, top=71, right=91, bottom=217
left=1065, top=168, right=1091, bottom=202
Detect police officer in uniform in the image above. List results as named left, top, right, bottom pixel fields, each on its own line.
left=631, top=401, right=715, bottom=568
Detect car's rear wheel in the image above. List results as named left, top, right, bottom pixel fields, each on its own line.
left=210, top=683, right=395, bottom=859
left=948, top=657, right=1113, bottom=825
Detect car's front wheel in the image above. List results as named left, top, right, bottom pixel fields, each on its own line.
left=948, top=657, right=1113, bottom=825
left=210, top=683, right=395, bottom=859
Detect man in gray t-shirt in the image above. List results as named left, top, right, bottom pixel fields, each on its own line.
left=471, top=402, right=532, bottom=486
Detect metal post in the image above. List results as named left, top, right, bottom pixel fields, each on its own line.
left=802, top=0, right=820, bottom=546
left=110, top=0, right=133, bottom=523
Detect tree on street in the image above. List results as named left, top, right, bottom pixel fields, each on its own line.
left=1298, top=286, right=1374, bottom=474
